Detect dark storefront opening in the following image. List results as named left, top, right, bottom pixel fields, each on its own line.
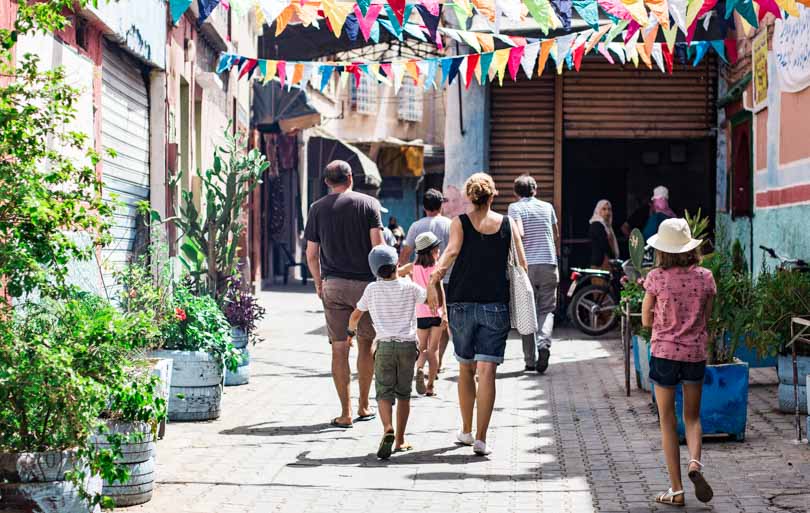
left=561, top=137, right=716, bottom=284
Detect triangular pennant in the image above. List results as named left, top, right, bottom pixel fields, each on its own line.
left=642, top=23, right=659, bottom=57
left=321, top=0, right=353, bottom=36
left=477, top=33, right=496, bottom=52
left=392, top=62, right=406, bottom=93
left=553, top=33, right=575, bottom=67
left=606, top=19, right=630, bottom=41
left=354, top=3, right=382, bottom=41
left=263, top=60, right=278, bottom=84
left=645, top=0, right=670, bottom=28
left=709, top=40, right=728, bottom=63
left=344, top=13, right=360, bottom=40
left=621, top=0, right=650, bottom=24
left=724, top=38, right=738, bottom=64
left=550, top=0, right=574, bottom=30
left=274, top=4, right=295, bottom=35
left=356, top=0, right=370, bottom=15
left=405, top=60, right=420, bottom=83
left=378, top=18, right=403, bottom=40
left=403, top=23, right=427, bottom=41
left=537, top=39, right=555, bottom=76
left=421, top=0, right=441, bottom=15
left=573, top=0, right=599, bottom=28
left=492, top=48, right=510, bottom=85
left=198, top=0, right=221, bottom=26
left=171, top=0, right=193, bottom=24
left=624, top=20, right=641, bottom=43
left=669, top=0, right=688, bottom=31
left=369, top=20, right=381, bottom=42
left=755, top=0, right=782, bottom=20
left=447, top=56, right=464, bottom=85
left=292, top=2, right=319, bottom=27
left=597, top=0, right=634, bottom=21
left=451, top=2, right=470, bottom=26
left=585, top=24, right=612, bottom=54
left=472, top=0, right=498, bottom=20
left=415, top=4, right=441, bottom=42
left=300, top=63, right=314, bottom=88
left=388, top=0, right=407, bottom=25
left=663, top=22, right=679, bottom=51
left=636, top=43, right=653, bottom=68
left=258, top=0, right=292, bottom=26
left=691, top=41, right=710, bottom=65
left=497, top=0, right=525, bottom=22
left=415, top=61, right=429, bottom=87
left=258, top=59, right=268, bottom=80
left=217, top=53, right=235, bottom=74
left=524, top=0, right=562, bottom=34
left=573, top=42, right=586, bottom=70
left=290, top=62, right=305, bottom=88
left=686, top=0, right=707, bottom=28
left=520, top=43, right=541, bottom=79
left=479, top=52, right=495, bottom=84
left=725, top=0, right=741, bottom=16
left=775, top=0, right=799, bottom=15
left=239, top=58, right=258, bottom=80
left=380, top=62, right=392, bottom=81
left=440, top=58, right=453, bottom=86
left=465, top=54, right=480, bottom=89
left=597, top=42, right=615, bottom=63
left=662, top=43, right=674, bottom=73
left=423, top=59, right=438, bottom=89
left=735, top=0, right=759, bottom=29
left=459, top=30, right=482, bottom=51
left=507, top=46, right=525, bottom=81
left=277, top=61, right=287, bottom=88
left=608, top=42, right=627, bottom=63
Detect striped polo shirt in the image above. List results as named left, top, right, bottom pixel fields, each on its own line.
left=508, top=197, right=558, bottom=266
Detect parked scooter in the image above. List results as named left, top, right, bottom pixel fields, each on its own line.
left=567, top=259, right=630, bottom=336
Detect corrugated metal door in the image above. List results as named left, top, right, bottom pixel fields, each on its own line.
left=563, top=58, right=716, bottom=139
left=101, top=42, right=150, bottom=285
left=489, top=76, right=557, bottom=213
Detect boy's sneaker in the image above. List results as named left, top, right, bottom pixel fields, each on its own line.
left=456, top=431, right=474, bottom=446
left=473, top=440, right=491, bottom=456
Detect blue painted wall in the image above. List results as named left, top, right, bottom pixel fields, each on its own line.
left=89, top=0, right=167, bottom=69
left=380, top=178, right=419, bottom=234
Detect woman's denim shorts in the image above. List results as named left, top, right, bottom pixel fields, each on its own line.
left=448, top=302, right=510, bottom=365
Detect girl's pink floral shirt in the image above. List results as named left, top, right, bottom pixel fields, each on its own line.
left=644, top=266, right=716, bottom=362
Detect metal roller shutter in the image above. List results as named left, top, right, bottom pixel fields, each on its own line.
left=101, top=42, right=150, bottom=287
left=489, top=76, right=557, bottom=213
left=563, top=58, right=716, bottom=139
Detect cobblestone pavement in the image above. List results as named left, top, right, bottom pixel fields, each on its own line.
left=130, top=285, right=810, bottom=513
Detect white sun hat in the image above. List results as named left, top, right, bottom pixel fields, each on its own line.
left=647, top=218, right=703, bottom=254
left=652, top=185, right=670, bottom=200
left=414, top=231, right=441, bottom=253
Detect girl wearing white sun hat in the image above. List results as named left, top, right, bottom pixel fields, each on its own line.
left=642, top=218, right=717, bottom=508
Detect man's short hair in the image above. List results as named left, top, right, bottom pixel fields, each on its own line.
left=324, top=160, right=352, bottom=185
left=423, top=188, right=445, bottom=212
left=514, top=175, right=537, bottom=198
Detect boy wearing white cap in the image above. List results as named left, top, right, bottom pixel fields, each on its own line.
left=641, top=218, right=715, bottom=507
left=346, top=244, right=431, bottom=459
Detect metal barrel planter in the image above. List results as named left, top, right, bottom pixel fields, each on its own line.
left=91, top=421, right=156, bottom=507
left=149, top=357, right=173, bottom=438
left=0, top=450, right=102, bottom=513
left=225, top=327, right=250, bottom=386
left=777, top=354, right=810, bottom=414
left=148, top=350, right=224, bottom=422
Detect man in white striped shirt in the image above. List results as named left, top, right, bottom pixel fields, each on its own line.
left=507, top=175, right=560, bottom=374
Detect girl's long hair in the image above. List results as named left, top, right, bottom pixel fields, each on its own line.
left=415, top=248, right=437, bottom=268
left=656, top=247, right=702, bottom=269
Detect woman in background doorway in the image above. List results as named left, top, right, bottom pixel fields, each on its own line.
left=588, top=199, right=620, bottom=270
left=643, top=186, right=676, bottom=241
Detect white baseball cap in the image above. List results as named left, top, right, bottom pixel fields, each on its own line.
left=652, top=186, right=669, bottom=201
left=648, top=218, right=703, bottom=254
left=415, top=232, right=441, bottom=253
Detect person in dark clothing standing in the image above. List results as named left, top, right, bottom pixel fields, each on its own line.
left=588, top=199, right=620, bottom=269
left=428, top=173, right=528, bottom=456
left=305, top=160, right=384, bottom=428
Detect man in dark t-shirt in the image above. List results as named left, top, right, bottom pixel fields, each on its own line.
left=305, top=160, right=383, bottom=428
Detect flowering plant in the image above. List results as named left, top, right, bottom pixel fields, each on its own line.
left=221, top=277, right=266, bottom=344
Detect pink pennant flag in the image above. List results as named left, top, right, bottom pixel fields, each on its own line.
left=755, top=0, right=782, bottom=20
left=724, top=39, right=738, bottom=65
left=507, top=45, right=525, bottom=81
left=420, top=0, right=441, bottom=16
left=388, top=0, right=407, bottom=24
left=353, top=3, right=382, bottom=41
left=686, top=0, right=717, bottom=43
left=624, top=20, right=641, bottom=43
left=597, top=42, right=615, bottom=64
left=597, top=0, right=634, bottom=21
left=277, top=61, right=287, bottom=88
left=381, top=63, right=392, bottom=80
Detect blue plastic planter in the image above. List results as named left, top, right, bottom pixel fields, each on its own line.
left=728, top=332, right=776, bottom=368
left=632, top=335, right=652, bottom=392
left=652, top=360, right=749, bottom=441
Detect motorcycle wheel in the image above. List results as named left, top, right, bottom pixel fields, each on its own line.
left=569, top=284, right=619, bottom=336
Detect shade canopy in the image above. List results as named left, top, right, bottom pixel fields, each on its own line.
left=307, top=128, right=382, bottom=189
left=252, top=79, right=321, bottom=134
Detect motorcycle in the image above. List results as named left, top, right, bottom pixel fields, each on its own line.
left=566, top=259, right=631, bottom=336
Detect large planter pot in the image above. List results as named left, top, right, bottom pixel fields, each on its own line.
left=225, top=327, right=250, bottom=387
left=91, top=421, right=155, bottom=507
left=148, top=350, right=224, bottom=422
left=0, top=450, right=102, bottom=513
left=632, top=335, right=652, bottom=392
left=777, top=354, right=810, bottom=414
left=148, top=357, right=173, bottom=438
left=653, top=360, right=749, bottom=441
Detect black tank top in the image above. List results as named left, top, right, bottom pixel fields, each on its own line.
left=447, top=214, right=511, bottom=304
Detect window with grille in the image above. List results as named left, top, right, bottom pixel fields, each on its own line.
left=350, top=75, right=378, bottom=114
left=397, top=79, right=423, bottom=122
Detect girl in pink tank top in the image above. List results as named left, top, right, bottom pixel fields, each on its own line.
left=412, top=232, right=446, bottom=397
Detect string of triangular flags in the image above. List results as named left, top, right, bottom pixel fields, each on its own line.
left=171, top=0, right=803, bottom=43
left=217, top=30, right=736, bottom=92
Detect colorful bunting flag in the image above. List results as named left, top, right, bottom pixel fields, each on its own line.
left=354, top=3, right=382, bottom=41
left=479, top=52, right=495, bottom=84
left=524, top=0, right=562, bottom=34
left=388, top=0, right=407, bottom=25
left=572, top=0, right=600, bottom=28
left=447, top=57, right=464, bottom=85
left=415, top=4, right=441, bottom=42
left=321, top=0, right=353, bottom=36
left=465, top=53, right=480, bottom=88
left=477, top=34, right=496, bottom=52
left=724, top=38, right=738, bottom=64
left=662, top=43, right=674, bottom=73
left=493, top=48, right=510, bottom=85
left=520, top=43, right=541, bottom=79
left=507, top=45, right=525, bottom=80
left=598, top=42, right=615, bottom=63
left=645, top=0, right=670, bottom=28
left=755, top=0, right=782, bottom=20
left=537, top=39, right=555, bottom=75
left=198, top=0, right=221, bottom=26
left=692, top=41, right=710, bottom=65
left=171, top=0, right=193, bottom=23
left=550, top=0, right=574, bottom=30
left=669, top=0, right=688, bottom=31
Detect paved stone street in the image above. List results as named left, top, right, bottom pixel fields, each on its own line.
left=130, top=285, right=810, bottom=513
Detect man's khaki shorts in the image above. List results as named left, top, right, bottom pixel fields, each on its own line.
left=374, top=340, right=419, bottom=401
left=322, top=277, right=375, bottom=343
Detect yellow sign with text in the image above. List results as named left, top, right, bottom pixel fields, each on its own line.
left=753, top=30, right=769, bottom=110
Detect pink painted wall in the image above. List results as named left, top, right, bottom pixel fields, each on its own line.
left=780, top=86, right=810, bottom=165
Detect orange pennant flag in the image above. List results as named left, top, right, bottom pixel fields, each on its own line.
left=477, top=33, right=495, bottom=53
left=643, top=24, right=659, bottom=58
left=636, top=43, right=653, bottom=69
left=471, top=0, right=497, bottom=20
left=585, top=24, right=612, bottom=55
left=405, top=60, right=420, bottom=82
left=275, top=4, right=295, bottom=36
left=291, top=63, right=305, bottom=86
left=537, top=39, right=555, bottom=77
left=645, top=0, right=670, bottom=29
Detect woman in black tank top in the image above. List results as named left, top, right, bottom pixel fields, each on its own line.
left=428, top=173, right=528, bottom=456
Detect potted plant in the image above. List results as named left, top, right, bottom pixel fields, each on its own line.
left=749, top=264, right=810, bottom=414
left=150, top=287, right=240, bottom=421
left=222, top=276, right=267, bottom=386
left=0, top=294, right=160, bottom=511
left=620, top=229, right=653, bottom=392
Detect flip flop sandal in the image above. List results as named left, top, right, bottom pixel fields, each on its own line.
left=355, top=413, right=377, bottom=422
left=655, top=488, right=685, bottom=507
left=415, top=369, right=426, bottom=395
left=687, top=460, right=714, bottom=503
left=377, top=432, right=396, bottom=459
left=330, top=418, right=353, bottom=429
left=394, top=444, right=414, bottom=453
left=425, top=390, right=436, bottom=397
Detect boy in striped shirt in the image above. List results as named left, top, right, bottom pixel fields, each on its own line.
left=346, top=244, right=430, bottom=459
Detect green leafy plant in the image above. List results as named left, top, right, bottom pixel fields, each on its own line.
left=158, top=129, right=268, bottom=302
left=685, top=208, right=710, bottom=243
left=163, top=287, right=241, bottom=371
left=749, top=262, right=810, bottom=357
left=620, top=228, right=652, bottom=339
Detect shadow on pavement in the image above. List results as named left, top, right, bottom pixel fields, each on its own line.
left=292, top=445, right=487, bottom=467
left=220, top=421, right=360, bottom=438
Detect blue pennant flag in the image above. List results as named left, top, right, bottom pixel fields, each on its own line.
left=197, top=0, right=220, bottom=27
left=320, top=65, right=335, bottom=91
left=440, top=58, right=453, bottom=86
left=170, top=0, right=193, bottom=24
left=447, top=56, right=463, bottom=85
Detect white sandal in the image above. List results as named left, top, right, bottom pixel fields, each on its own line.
left=655, top=488, right=685, bottom=506
left=687, top=459, right=714, bottom=503
left=655, top=488, right=686, bottom=507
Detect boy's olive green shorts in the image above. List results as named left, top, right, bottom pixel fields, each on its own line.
left=374, top=340, right=419, bottom=401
